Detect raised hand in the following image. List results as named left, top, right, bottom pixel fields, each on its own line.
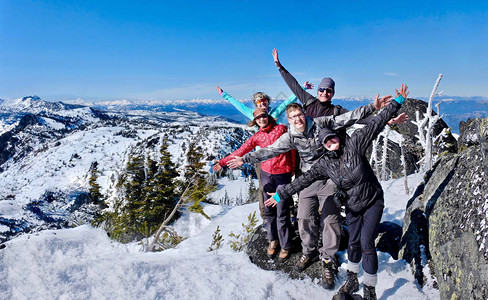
left=216, top=86, right=224, bottom=96
left=374, top=94, right=393, bottom=110
left=388, top=112, right=409, bottom=125
left=226, top=156, right=244, bottom=169
left=396, top=84, right=409, bottom=99
left=272, top=48, right=282, bottom=68
left=304, top=81, right=314, bottom=90
left=264, top=192, right=278, bottom=207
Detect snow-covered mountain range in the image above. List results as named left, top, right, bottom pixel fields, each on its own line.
left=0, top=96, right=254, bottom=243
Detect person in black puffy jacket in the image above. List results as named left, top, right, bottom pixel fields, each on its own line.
left=266, top=85, right=409, bottom=300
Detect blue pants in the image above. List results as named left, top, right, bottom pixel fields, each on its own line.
left=346, top=199, right=384, bottom=274
left=261, top=170, right=293, bottom=250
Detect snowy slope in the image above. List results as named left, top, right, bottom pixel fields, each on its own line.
left=0, top=96, right=441, bottom=299
left=0, top=97, right=254, bottom=243
left=0, top=173, right=439, bottom=299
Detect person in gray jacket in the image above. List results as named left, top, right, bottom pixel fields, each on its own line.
left=226, top=95, right=392, bottom=289
left=265, top=85, right=409, bottom=300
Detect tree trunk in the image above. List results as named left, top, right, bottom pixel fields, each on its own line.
left=425, top=74, right=443, bottom=171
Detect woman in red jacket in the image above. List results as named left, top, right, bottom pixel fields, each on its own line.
left=213, top=107, right=296, bottom=261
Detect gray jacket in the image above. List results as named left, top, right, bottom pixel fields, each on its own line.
left=242, top=103, right=376, bottom=172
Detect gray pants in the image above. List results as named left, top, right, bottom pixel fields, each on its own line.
left=297, top=179, right=341, bottom=263
left=255, top=162, right=265, bottom=220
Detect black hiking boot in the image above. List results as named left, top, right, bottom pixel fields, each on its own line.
left=293, top=253, right=318, bottom=272
left=321, top=259, right=338, bottom=290
left=339, top=270, right=359, bottom=294
left=363, top=284, right=377, bottom=300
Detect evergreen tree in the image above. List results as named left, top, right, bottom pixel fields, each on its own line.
left=183, top=140, right=216, bottom=219
left=122, top=153, right=146, bottom=232
left=145, top=138, right=180, bottom=225
left=88, top=161, right=106, bottom=208
left=104, top=137, right=180, bottom=242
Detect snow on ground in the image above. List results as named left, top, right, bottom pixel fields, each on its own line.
left=0, top=125, right=158, bottom=213
left=0, top=173, right=439, bottom=300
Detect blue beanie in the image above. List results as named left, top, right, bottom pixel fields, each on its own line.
left=319, top=77, right=335, bottom=90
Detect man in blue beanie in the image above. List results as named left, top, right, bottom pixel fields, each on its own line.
left=272, top=48, right=342, bottom=119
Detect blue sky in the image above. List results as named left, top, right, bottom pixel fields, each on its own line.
left=1, top=0, right=487, bottom=101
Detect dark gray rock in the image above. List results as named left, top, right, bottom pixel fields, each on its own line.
left=375, top=221, right=403, bottom=260
left=246, top=224, right=325, bottom=282
left=429, top=143, right=488, bottom=299
left=399, top=117, right=488, bottom=299
left=458, top=118, right=488, bottom=158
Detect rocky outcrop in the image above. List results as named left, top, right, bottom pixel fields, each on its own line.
left=246, top=225, right=324, bottom=281
left=400, top=117, right=488, bottom=299
left=367, top=98, right=457, bottom=179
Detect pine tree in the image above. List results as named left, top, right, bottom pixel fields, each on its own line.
left=122, top=153, right=146, bottom=232
left=88, top=161, right=106, bottom=208
left=104, top=137, right=180, bottom=243
left=208, top=226, right=224, bottom=252
left=183, top=140, right=216, bottom=219
left=148, top=137, right=180, bottom=224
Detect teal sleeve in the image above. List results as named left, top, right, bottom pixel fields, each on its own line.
left=222, top=92, right=254, bottom=120
left=269, top=85, right=306, bottom=119
left=272, top=193, right=282, bottom=203
left=394, top=94, right=405, bottom=104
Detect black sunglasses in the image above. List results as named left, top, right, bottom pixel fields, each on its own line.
left=318, top=88, right=334, bottom=93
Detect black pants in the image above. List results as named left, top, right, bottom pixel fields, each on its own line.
left=346, top=199, right=384, bottom=274
left=261, top=170, right=293, bottom=249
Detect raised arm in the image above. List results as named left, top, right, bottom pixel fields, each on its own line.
left=217, top=86, right=254, bottom=121
left=218, top=134, right=258, bottom=167
left=237, top=132, right=294, bottom=165
left=270, top=81, right=314, bottom=119
left=353, top=84, right=409, bottom=156
left=313, top=94, right=393, bottom=130
left=272, top=48, right=317, bottom=107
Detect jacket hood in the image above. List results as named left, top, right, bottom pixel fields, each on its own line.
left=318, top=126, right=337, bottom=144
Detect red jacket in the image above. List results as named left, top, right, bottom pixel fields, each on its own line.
left=219, top=124, right=296, bottom=174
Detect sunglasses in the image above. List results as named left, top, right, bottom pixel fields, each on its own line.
left=255, top=114, right=268, bottom=120
left=256, top=99, right=268, bottom=105
left=318, top=88, right=334, bottom=94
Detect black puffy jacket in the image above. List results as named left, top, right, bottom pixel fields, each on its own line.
left=277, top=101, right=401, bottom=212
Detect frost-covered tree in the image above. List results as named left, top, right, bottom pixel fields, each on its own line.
left=380, top=126, right=391, bottom=181
left=412, top=74, right=443, bottom=171
left=400, top=140, right=409, bottom=194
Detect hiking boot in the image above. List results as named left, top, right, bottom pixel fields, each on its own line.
left=321, top=259, right=338, bottom=290
left=267, top=240, right=279, bottom=258
left=339, top=270, right=359, bottom=294
left=363, top=285, right=377, bottom=300
left=294, top=253, right=318, bottom=272
left=277, top=248, right=290, bottom=262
